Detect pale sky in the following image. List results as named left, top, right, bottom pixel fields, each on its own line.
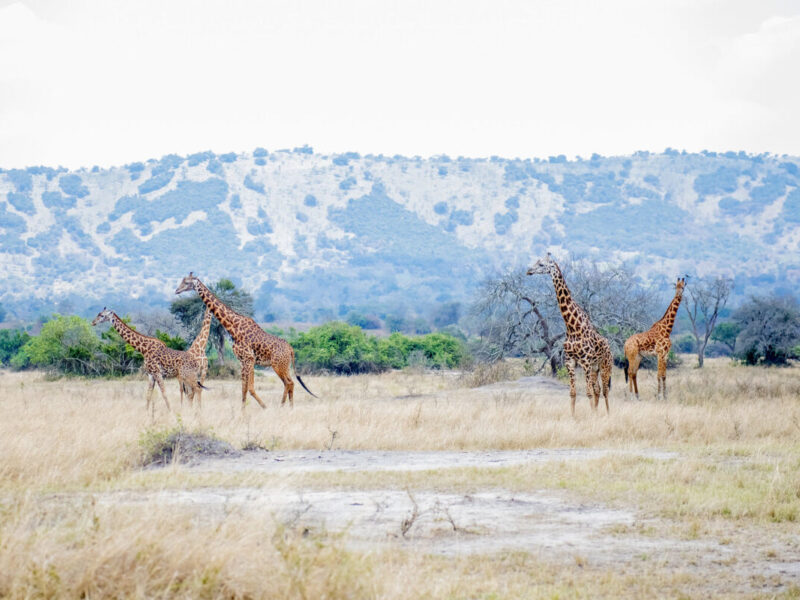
left=1, top=0, right=799, bottom=169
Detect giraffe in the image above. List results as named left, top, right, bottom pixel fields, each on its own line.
left=91, top=308, right=206, bottom=413
left=183, top=307, right=212, bottom=406
left=623, top=277, right=685, bottom=401
left=526, top=254, right=612, bottom=416
left=175, top=273, right=317, bottom=409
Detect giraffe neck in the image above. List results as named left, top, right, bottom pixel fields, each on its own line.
left=110, top=312, right=154, bottom=354
left=549, top=265, right=584, bottom=336
left=194, top=279, right=244, bottom=340
left=189, top=308, right=212, bottom=357
left=655, top=292, right=683, bottom=337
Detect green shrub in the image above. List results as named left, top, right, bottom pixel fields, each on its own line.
left=291, top=323, right=470, bottom=374
left=0, top=329, right=30, bottom=365
left=155, top=329, right=187, bottom=350
left=13, top=315, right=99, bottom=374
left=291, top=322, right=385, bottom=374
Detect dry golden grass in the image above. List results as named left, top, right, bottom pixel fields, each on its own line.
left=1, top=359, right=799, bottom=492
left=1, top=358, right=799, bottom=598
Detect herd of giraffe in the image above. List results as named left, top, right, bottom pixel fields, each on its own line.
left=527, top=254, right=685, bottom=415
left=92, top=257, right=684, bottom=416
left=92, top=272, right=315, bottom=414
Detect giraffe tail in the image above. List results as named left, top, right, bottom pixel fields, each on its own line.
left=622, top=358, right=629, bottom=384
left=292, top=355, right=318, bottom=398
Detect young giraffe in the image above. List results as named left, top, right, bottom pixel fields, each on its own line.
left=183, top=307, right=213, bottom=406
left=623, top=277, right=685, bottom=401
left=175, top=273, right=317, bottom=409
left=527, top=254, right=612, bottom=416
left=91, top=308, right=206, bottom=413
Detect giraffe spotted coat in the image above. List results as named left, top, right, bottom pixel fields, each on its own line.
left=527, top=254, right=612, bottom=416
left=175, top=273, right=316, bottom=409
left=92, top=309, right=205, bottom=412
left=623, top=277, right=685, bottom=400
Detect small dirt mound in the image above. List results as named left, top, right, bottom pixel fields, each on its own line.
left=140, top=429, right=240, bottom=467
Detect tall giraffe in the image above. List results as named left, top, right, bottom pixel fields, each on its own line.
left=91, top=308, right=206, bottom=413
left=526, top=254, right=612, bottom=416
left=175, top=273, right=317, bottom=409
left=184, top=307, right=213, bottom=405
left=623, top=277, right=685, bottom=400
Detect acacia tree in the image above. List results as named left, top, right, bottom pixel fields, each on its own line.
left=170, top=278, right=254, bottom=364
left=472, top=270, right=565, bottom=375
left=710, top=321, right=740, bottom=355
left=472, top=259, right=657, bottom=375
left=683, top=276, right=733, bottom=367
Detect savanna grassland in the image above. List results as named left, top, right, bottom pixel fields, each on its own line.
left=1, top=359, right=799, bottom=599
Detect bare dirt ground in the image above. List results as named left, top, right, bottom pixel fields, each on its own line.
left=189, top=447, right=676, bottom=473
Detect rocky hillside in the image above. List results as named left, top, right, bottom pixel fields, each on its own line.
left=1, top=148, right=798, bottom=320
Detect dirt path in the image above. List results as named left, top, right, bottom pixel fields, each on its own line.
left=188, top=447, right=677, bottom=473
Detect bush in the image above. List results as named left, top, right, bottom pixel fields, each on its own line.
left=155, top=330, right=187, bottom=351
left=13, top=315, right=99, bottom=374
left=733, top=295, right=800, bottom=365
left=0, top=329, right=30, bottom=365
left=290, top=323, right=469, bottom=374
left=291, top=322, right=384, bottom=374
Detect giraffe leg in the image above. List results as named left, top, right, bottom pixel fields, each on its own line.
left=628, top=354, right=640, bottom=401
left=196, top=364, right=206, bottom=406
left=601, top=358, right=611, bottom=415
left=247, top=367, right=267, bottom=408
left=233, top=343, right=266, bottom=410
left=154, top=373, right=171, bottom=412
left=239, top=361, right=252, bottom=409
left=584, top=369, right=599, bottom=412
left=593, top=370, right=601, bottom=410
left=184, top=380, right=195, bottom=407
left=274, top=359, right=295, bottom=408
left=657, top=354, right=667, bottom=401
left=566, top=359, right=577, bottom=417
left=146, top=374, right=156, bottom=415
left=241, top=360, right=266, bottom=410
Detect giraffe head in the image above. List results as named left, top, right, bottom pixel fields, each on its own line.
left=526, top=253, right=558, bottom=277
left=175, top=272, right=199, bottom=295
left=91, top=307, right=113, bottom=326
left=675, top=277, right=686, bottom=297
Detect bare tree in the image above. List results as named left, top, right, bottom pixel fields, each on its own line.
left=683, top=276, right=733, bottom=367
left=562, top=258, right=658, bottom=356
left=472, top=270, right=565, bottom=375
left=472, top=258, right=658, bottom=375
left=129, top=309, right=184, bottom=338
